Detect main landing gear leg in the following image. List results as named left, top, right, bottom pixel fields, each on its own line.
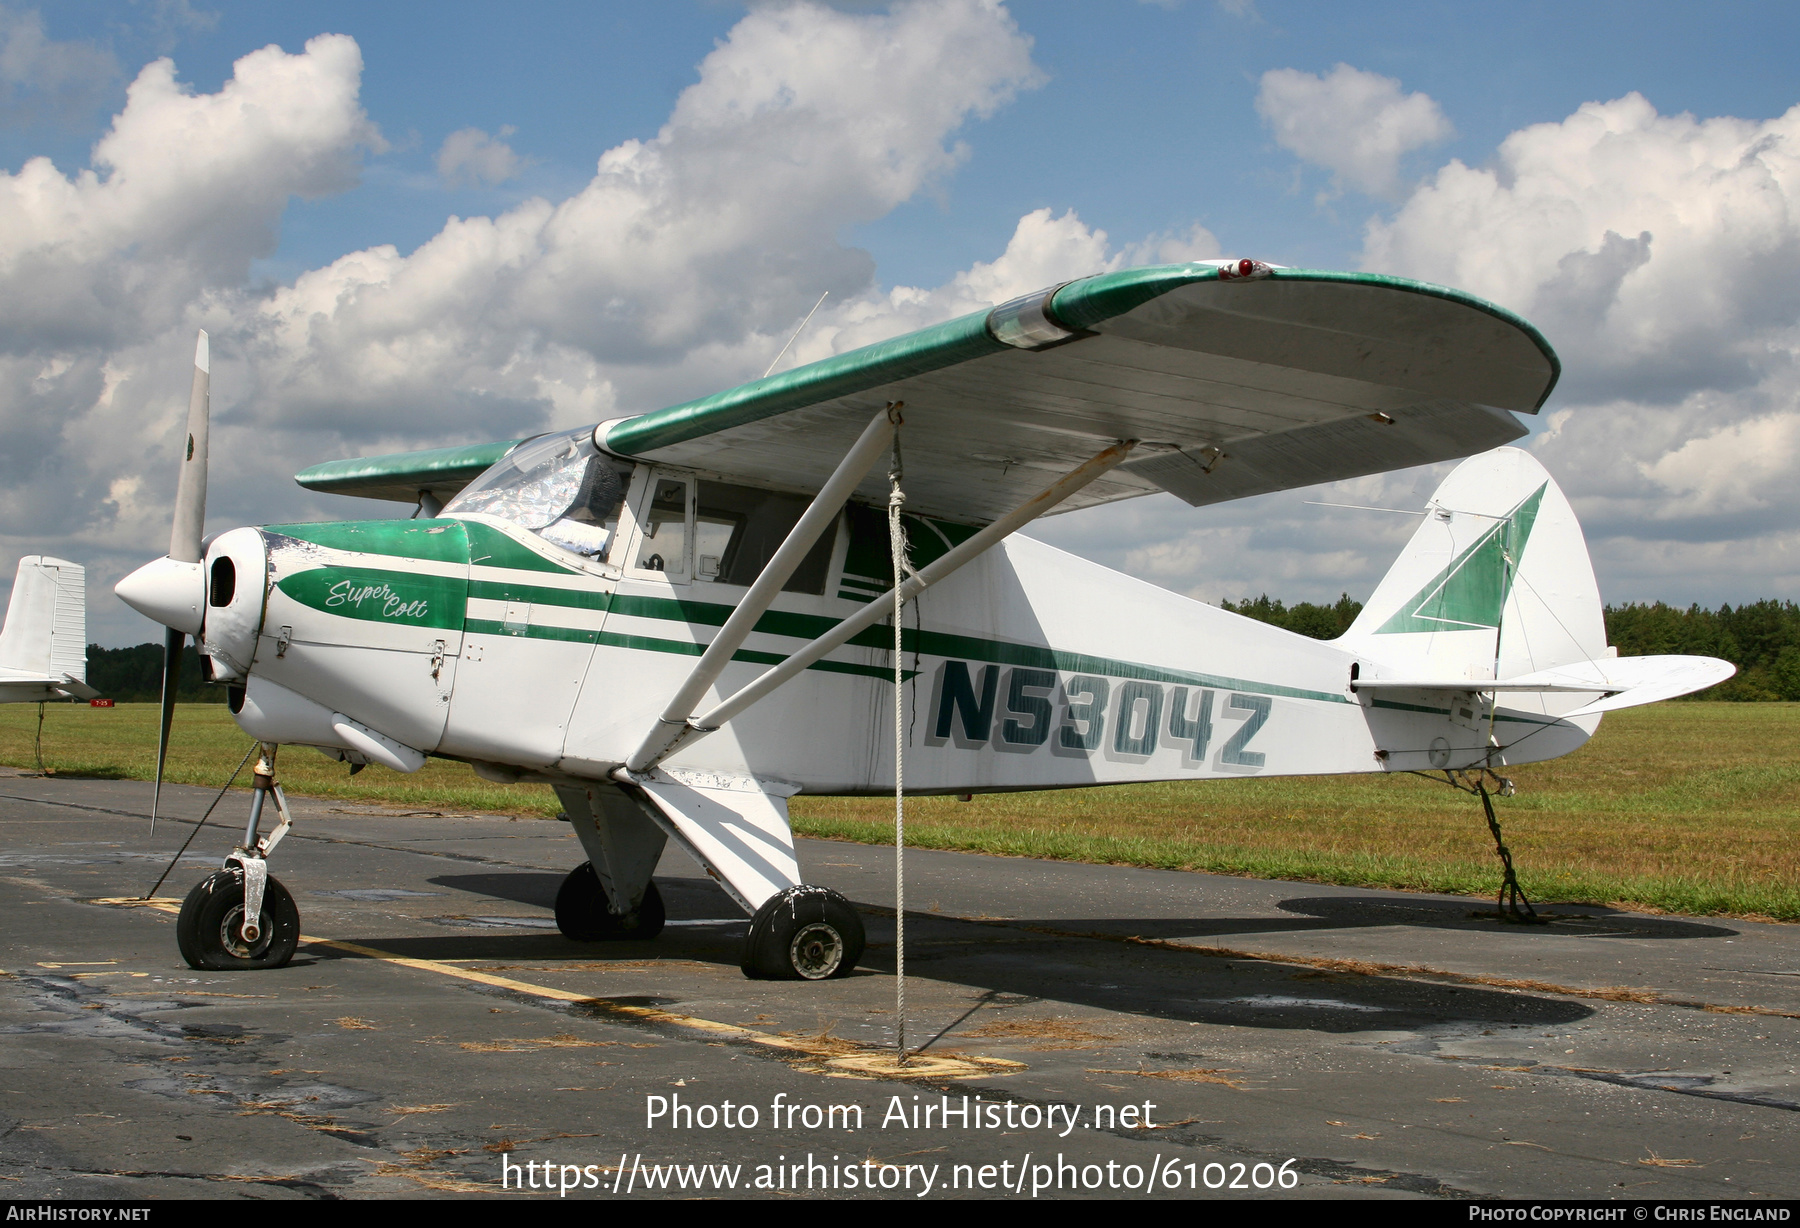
left=553, top=784, right=668, bottom=941
left=176, top=742, right=301, bottom=969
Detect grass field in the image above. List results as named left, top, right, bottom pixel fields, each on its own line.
left=2, top=701, right=1795, bottom=921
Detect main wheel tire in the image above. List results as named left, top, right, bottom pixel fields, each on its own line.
left=740, top=886, right=865, bottom=980
left=175, top=869, right=300, bottom=971
left=554, top=864, right=665, bottom=941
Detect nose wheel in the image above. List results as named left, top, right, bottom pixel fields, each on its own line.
left=175, top=743, right=301, bottom=970
left=176, top=868, right=299, bottom=969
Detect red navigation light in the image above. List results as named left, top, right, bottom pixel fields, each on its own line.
left=1220, top=258, right=1271, bottom=282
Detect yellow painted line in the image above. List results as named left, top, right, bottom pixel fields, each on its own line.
left=307, top=937, right=1023, bottom=1076
left=305, top=937, right=593, bottom=1003
left=89, top=902, right=1018, bottom=1076
left=96, top=900, right=790, bottom=1044
left=304, top=936, right=804, bottom=1052
left=93, top=897, right=181, bottom=915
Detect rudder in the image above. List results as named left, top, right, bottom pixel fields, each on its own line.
left=0, top=557, right=88, bottom=684
left=1339, top=449, right=1606, bottom=716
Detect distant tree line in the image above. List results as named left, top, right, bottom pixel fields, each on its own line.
left=1603, top=601, right=1800, bottom=701
left=1219, top=596, right=1800, bottom=701
left=1219, top=593, right=1366, bottom=640
left=84, top=642, right=227, bottom=703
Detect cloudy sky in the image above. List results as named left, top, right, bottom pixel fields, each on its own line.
left=3, top=1, right=1797, bottom=645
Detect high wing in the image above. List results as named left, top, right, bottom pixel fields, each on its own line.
left=296, top=262, right=1558, bottom=525
left=294, top=439, right=524, bottom=507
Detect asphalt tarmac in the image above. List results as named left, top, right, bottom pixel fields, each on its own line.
left=2, top=768, right=1796, bottom=1201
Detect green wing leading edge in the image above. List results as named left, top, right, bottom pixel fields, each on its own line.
left=296, top=261, right=1559, bottom=525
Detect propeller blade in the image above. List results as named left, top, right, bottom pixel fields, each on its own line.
left=150, top=627, right=184, bottom=835
left=149, top=330, right=208, bottom=834
left=169, top=330, right=209, bottom=564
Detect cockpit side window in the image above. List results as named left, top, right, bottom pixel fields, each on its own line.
left=633, top=476, right=691, bottom=580
left=442, top=428, right=632, bottom=561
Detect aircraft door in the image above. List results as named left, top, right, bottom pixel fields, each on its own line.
left=440, top=519, right=614, bottom=768
left=435, top=433, right=637, bottom=770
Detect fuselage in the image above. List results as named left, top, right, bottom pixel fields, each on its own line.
left=196, top=456, right=1597, bottom=795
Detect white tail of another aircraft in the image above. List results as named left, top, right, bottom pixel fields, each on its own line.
left=1340, top=449, right=1730, bottom=720
left=0, top=556, right=96, bottom=701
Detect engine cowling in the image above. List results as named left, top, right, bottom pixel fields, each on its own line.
left=200, top=527, right=269, bottom=681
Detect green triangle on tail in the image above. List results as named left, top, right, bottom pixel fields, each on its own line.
left=1374, top=483, right=1547, bottom=635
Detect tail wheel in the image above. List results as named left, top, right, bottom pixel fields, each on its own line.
left=741, top=886, right=865, bottom=980
left=175, top=869, right=299, bottom=971
left=554, top=863, right=665, bottom=941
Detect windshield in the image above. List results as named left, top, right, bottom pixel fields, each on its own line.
left=442, top=428, right=630, bottom=559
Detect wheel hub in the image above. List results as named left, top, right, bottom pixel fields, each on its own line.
left=789, top=921, right=844, bottom=979
left=218, top=904, right=272, bottom=960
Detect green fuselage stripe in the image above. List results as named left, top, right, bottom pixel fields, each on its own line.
left=463, top=620, right=915, bottom=684
left=277, top=549, right=1358, bottom=707
left=462, top=580, right=1350, bottom=704
left=275, top=557, right=1570, bottom=721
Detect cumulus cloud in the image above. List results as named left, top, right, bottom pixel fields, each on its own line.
left=1061, top=90, right=1800, bottom=610
left=1256, top=63, right=1453, bottom=198
left=0, top=34, right=380, bottom=355
left=777, top=206, right=1216, bottom=370
left=435, top=125, right=523, bottom=187
left=0, top=33, right=384, bottom=595
left=0, top=1, right=1060, bottom=642
left=0, top=6, right=118, bottom=129
left=234, top=0, right=1044, bottom=446
left=1361, top=93, right=1800, bottom=597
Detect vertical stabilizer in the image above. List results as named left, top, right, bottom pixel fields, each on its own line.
left=1339, top=449, right=1606, bottom=716
left=0, top=557, right=88, bottom=683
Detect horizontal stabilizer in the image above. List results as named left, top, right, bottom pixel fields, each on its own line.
left=56, top=674, right=100, bottom=701
left=1354, top=654, right=1734, bottom=715
left=629, top=768, right=802, bottom=914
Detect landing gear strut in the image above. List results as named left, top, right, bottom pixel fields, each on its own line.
left=177, top=743, right=301, bottom=969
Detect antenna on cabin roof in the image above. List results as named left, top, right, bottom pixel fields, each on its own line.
left=762, top=291, right=829, bottom=380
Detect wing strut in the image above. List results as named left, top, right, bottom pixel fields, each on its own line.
left=623, top=406, right=899, bottom=773
left=619, top=435, right=1137, bottom=777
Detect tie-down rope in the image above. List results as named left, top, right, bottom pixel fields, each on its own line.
left=1412, top=766, right=1545, bottom=925
left=886, top=402, right=913, bottom=1062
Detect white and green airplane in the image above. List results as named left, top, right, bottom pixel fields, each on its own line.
left=115, top=261, right=1732, bottom=978
left=0, top=556, right=96, bottom=704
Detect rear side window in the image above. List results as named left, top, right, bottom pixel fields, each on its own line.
left=695, top=481, right=834, bottom=595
